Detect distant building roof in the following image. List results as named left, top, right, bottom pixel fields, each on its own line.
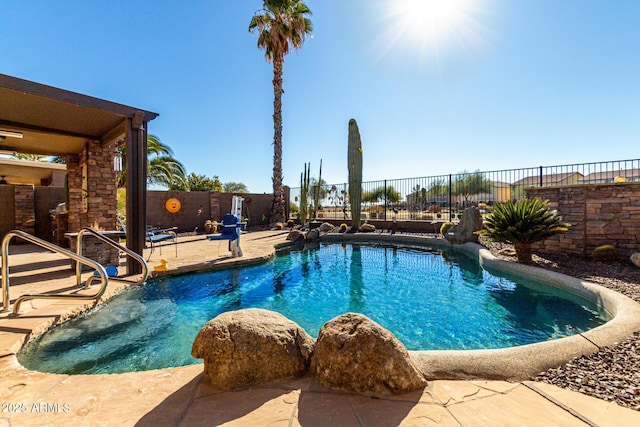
left=512, top=172, right=583, bottom=186
left=0, top=157, right=67, bottom=186
left=581, top=168, right=640, bottom=182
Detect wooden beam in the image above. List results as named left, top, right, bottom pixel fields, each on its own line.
left=0, top=119, right=100, bottom=140
left=100, top=121, right=126, bottom=148
left=125, top=116, right=147, bottom=275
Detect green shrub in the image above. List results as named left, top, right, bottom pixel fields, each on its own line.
left=476, top=198, right=571, bottom=263
left=440, top=222, right=455, bottom=237
left=592, top=245, right=618, bottom=262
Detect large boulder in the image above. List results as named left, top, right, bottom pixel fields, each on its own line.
left=446, top=207, right=483, bottom=244
left=318, top=222, right=334, bottom=233
left=310, top=313, right=427, bottom=395
left=359, top=223, right=376, bottom=233
left=191, top=309, right=314, bottom=389
left=286, top=229, right=305, bottom=242
left=305, top=228, right=321, bottom=241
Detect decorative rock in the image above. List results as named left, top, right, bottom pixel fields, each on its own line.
left=446, top=207, right=483, bottom=244
left=310, top=313, right=427, bottom=395
left=286, top=229, right=305, bottom=242
left=498, top=248, right=517, bottom=257
left=359, top=223, right=376, bottom=233
left=305, top=228, right=321, bottom=241
left=318, top=222, right=334, bottom=233
left=203, top=220, right=216, bottom=234
left=631, top=252, right=640, bottom=268
left=191, top=308, right=314, bottom=389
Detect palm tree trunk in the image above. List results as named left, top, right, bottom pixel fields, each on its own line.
left=270, top=55, right=286, bottom=225
left=514, top=243, right=533, bottom=263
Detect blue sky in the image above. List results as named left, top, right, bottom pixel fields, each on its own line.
left=1, top=0, right=638, bottom=193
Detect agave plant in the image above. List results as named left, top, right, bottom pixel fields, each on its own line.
left=477, top=198, right=571, bottom=263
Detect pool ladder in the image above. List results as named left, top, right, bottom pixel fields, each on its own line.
left=1, top=228, right=148, bottom=315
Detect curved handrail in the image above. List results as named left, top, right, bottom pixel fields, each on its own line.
left=1, top=230, right=108, bottom=314
left=74, top=227, right=148, bottom=287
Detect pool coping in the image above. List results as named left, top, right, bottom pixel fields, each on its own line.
left=317, top=233, right=640, bottom=381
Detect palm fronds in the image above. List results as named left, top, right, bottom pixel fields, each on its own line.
left=478, top=198, right=571, bottom=262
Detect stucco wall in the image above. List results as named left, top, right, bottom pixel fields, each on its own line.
left=147, top=191, right=277, bottom=232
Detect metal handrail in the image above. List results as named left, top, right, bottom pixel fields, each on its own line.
left=74, top=227, right=148, bottom=287
left=1, top=230, right=108, bottom=315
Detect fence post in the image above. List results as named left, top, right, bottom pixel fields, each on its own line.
left=539, top=166, right=543, bottom=187
left=449, top=174, right=453, bottom=221
left=384, top=179, right=387, bottom=221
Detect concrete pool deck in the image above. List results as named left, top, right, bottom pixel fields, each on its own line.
left=2, top=230, right=640, bottom=426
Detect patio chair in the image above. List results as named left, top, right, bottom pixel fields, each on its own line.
left=207, top=214, right=243, bottom=257
left=146, top=226, right=178, bottom=259
left=118, top=218, right=178, bottom=260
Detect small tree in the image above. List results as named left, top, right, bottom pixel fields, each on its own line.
left=427, top=179, right=448, bottom=201
left=477, top=198, right=571, bottom=263
left=170, top=173, right=222, bottom=191
left=363, top=186, right=401, bottom=204
left=453, top=171, right=492, bottom=206
left=223, top=182, right=248, bottom=193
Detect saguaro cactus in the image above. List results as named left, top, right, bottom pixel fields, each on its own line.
left=348, top=119, right=363, bottom=228
left=299, top=162, right=310, bottom=224
left=312, top=159, right=323, bottom=220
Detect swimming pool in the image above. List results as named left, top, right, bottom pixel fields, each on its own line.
left=18, top=242, right=609, bottom=375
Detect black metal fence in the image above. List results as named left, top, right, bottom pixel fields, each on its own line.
left=289, top=158, right=640, bottom=223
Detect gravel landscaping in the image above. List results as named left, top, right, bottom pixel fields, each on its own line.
left=481, top=239, right=640, bottom=411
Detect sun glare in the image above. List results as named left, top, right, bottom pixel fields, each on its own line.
left=377, top=0, right=491, bottom=70
left=400, top=0, right=465, bottom=38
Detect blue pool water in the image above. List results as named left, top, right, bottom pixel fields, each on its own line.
left=18, top=243, right=609, bottom=375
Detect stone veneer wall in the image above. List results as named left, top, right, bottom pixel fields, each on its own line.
left=66, top=140, right=118, bottom=232
left=526, top=183, right=640, bottom=258
left=13, top=184, right=35, bottom=235
left=86, top=140, right=118, bottom=230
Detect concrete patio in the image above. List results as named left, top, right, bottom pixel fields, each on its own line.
left=2, top=230, right=640, bottom=426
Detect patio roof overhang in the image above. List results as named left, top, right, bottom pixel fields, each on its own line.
left=0, top=157, right=66, bottom=185
left=0, top=74, right=158, bottom=275
left=0, top=74, right=157, bottom=154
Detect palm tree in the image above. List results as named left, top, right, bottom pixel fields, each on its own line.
left=116, top=134, right=186, bottom=189
left=249, top=0, right=313, bottom=225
